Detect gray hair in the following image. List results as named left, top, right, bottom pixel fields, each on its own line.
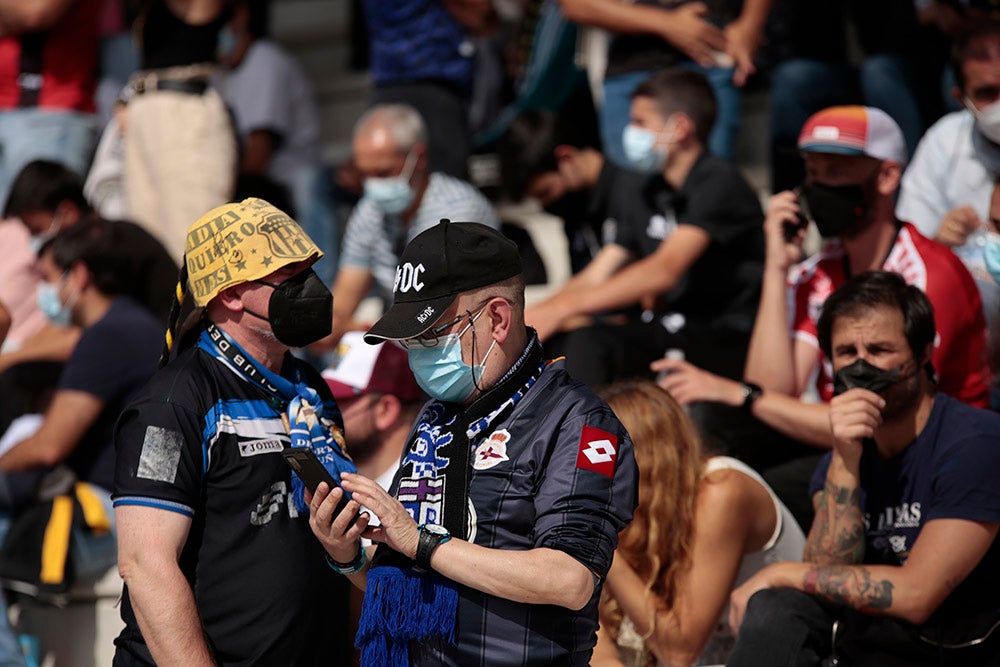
left=353, top=104, right=428, bottom=152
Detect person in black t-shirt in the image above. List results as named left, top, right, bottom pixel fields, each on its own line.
left=0, top=218, right=163, bottom=666
left=112, top=198, right=352, bottom=666
left=0, top=160, right=179, bottom=455
left=526, top=68, right=764, bottom=389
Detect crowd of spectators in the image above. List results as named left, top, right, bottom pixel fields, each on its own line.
left=0, top=0, right=998, bottom=665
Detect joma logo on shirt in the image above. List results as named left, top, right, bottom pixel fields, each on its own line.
left=239, top=439, right=284, bottom=457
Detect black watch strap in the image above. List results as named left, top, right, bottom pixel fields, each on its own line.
left=740, top=381, right=763, bottom=412
left=415, top=526, right=450, bottom=570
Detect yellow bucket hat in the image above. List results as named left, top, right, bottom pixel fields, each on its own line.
left=185, top=198, right=322, bottom=307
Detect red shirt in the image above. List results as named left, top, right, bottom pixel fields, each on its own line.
left=0, top=0, right=98, bottom=112
left=790, top=222, right=991, bottom=408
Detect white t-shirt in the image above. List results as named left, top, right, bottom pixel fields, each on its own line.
left=896, top=110, right=1000, bottom=316
left=896, top=110, right=992, bottom=238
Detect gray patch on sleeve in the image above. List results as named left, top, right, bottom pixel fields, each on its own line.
left=137, top=426, right=184, bottom=483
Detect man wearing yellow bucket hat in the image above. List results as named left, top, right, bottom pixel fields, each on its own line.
left=110, top=199, right=354, bottom=665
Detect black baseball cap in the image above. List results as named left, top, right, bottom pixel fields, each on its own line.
left=364, top=220, right=521, bottom=343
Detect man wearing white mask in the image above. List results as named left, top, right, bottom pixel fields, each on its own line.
left=525, top=68, right=764, bottom=389
left=897, top=21, right=1000, bottom=324
left=318, top=104, right=499, bottom=351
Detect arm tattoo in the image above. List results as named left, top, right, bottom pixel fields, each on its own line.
left=804, top=482, right=865, bottom=565
left=803, top=566, right=894, bottom=613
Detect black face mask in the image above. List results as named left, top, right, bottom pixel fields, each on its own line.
left=245, top=268, right=332, bottom=347
left=832, top=358, right=902, bottom=397
left=800, top=182, right=871, bottom=239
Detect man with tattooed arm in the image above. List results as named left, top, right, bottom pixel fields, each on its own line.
left=726, top=271, right=1000, bottom=667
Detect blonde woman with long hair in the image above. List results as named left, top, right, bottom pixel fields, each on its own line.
left=594, top=379, right=806, bottom=667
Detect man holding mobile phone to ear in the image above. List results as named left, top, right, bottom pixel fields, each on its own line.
left=111, top=199, right=353, bottom=666
left=650, top=106, right=991, bottom=529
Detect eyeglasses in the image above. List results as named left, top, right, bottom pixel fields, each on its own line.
left=400, top=297, right=501, bottom=349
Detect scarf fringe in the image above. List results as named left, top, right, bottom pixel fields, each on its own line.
left=357, top=566, right=458, bottom=667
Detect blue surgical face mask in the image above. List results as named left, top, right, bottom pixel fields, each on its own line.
left=364, top=151, right=417, bottom=216
left=985, top=231, right=1000, bottom=284
left=407, top=308, right=497, bottom=403
left=36, top=276, right=75, bottom=327
left=29, top=234, right=50, bottom=255
left=27, top=212, right=63, bottom=255
left=622, top=121, right=672, bottom=174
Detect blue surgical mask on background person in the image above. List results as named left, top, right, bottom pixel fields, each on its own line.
left=364, top=151, right=417, bottom=216
left=622, top=120, right=673, bottom=174
left=984, top=231, right=1000, bottom=284
left=407, top=308, right=497, bottom=403
left=36, top=275, right=77, bottom=327
left=28, top=212, right=63, bottom=255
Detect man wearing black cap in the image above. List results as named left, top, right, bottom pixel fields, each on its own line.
left=308, top=220, right=639, bottom=666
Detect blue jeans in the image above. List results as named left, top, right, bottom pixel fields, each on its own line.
left=0, top=482, right=116, bottom=667
left=600, top=63, right=739, bottom=168
left=729, top=587, right=1000, bottom=667
left=0, top=109, right=97, bottom=212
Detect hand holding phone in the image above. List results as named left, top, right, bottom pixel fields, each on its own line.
left=281, top=448, right=359, bottom=525
left=783, top=191, right=810, bottom=242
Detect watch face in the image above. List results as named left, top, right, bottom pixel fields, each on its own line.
left=423, top=523, right=449, bottom=536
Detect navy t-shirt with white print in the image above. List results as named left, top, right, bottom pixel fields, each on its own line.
left=810, top=394, right=1000, bottom=633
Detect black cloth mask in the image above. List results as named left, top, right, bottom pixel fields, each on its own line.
left=246, top=268, right=332, bottom=347
left=800, top=182, right=871, bottom=238
left=833, top=358, right=902, bottom=397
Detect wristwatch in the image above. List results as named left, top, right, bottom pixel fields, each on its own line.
left=740, top=381, right=763, bottom=412
left=415, top=523, right=451, bottom=571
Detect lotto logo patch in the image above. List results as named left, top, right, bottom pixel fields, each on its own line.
left=575, top=426, right=617, bottom=478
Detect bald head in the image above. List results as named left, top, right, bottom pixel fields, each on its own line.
left=353, top=104, right=428, bottom=154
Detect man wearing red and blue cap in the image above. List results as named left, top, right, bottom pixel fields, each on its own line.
left=650, top=105, right=991, bottom=527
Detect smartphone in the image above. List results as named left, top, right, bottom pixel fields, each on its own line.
left=784, top=191, right=811, bottom=241
left=281, top=448, right=358, bottom=524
